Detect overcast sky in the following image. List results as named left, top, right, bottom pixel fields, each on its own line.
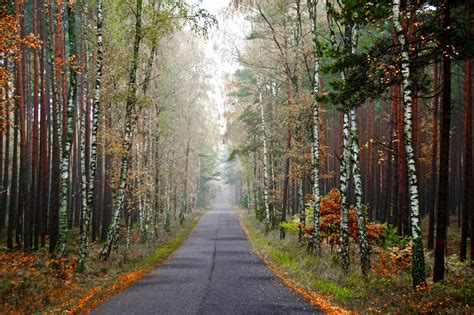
left=194, top=0, right=250, bottom=135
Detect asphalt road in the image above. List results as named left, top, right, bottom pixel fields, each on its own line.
left=90, top=197, right=322, bottom=314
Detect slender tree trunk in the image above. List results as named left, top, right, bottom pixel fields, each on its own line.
left=0, top=67, right=6, bottom=231
left=281, top=76, right=292, bottom=240
left=100, top=0, right=143, bottom=261
left=49, top=0, right=62, bottom=253
left=0, top=87, right=10, bottom=234
left=428, top=63, right=439, bottom=250
left=298, top=179, right=305, bottom=244
left=258, top=90, right=270, bottom=233
left=55, top=0, right=78, bottom=256
left=7, top=104, right=19, bottom=250
left=101, top=145, right=112, bottom=241
left=26, top=0, right=40, bottom=250
left=393, top=0, right=426, bottom=287
left=307, top=0, right=321, bottom=254
left=182, top=139, right=190, bottom=223
left=253, top=150, right=258, bottom=215
left=78, top=0, right=103, bottom=270
left=461, top=56, right=472, bottom=261
left=434, top=1, right=451, bottom=282
left=37, top=0, right=49, bottom=248
left=15, top=0, right=26, bottom=250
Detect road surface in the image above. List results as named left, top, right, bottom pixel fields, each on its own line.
left=90, top=197, right=322, bottom=314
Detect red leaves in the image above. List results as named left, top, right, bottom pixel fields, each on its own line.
left=301, top=188, right=384, bottom=245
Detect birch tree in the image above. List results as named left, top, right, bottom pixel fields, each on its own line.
left=258, top=89, right=271, bottom=233
left=55, top=0, right=78, bottom=256
left=101, top=0, right=143, bottom=261
left=307, top=0, right=322, bottom=255
left=77, top=0, right=104, bottom=270
left=393, top=0, right=426, bottom=287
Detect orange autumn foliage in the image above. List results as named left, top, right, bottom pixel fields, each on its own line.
left=0, top=5, right=42, bottom=132
left=301, top=189, right=384, bottom=245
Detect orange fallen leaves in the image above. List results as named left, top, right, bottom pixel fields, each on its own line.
left=238, top=212, right=356, bottom=315
left=264, top=257, right=356, bottom=315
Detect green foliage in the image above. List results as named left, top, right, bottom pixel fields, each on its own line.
left=280, top=219, right=299, bottom=234
left=240, top=194, right=249, bottom=209
left=376, top=224, right=410, bottom=249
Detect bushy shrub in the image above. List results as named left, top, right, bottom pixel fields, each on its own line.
left=281, top=188, right=384, bottom=245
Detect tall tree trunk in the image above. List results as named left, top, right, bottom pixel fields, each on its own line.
left=49, top=0, right=62, bottom=253
left=253, top=149, right=258, bottom=216
left=461, top=56, right=472, bottom=261
left=434, top=1, right=451, bottom=283
left=182, top=139, right=190, bottom=222
left=78, top=0, right=103, bottom=270
left=340, top=111, right=351, bottom=269
left=0, top=86, right=10, bottom=233
left=281, top=76, right=292, bottom=240
left=101, top=0, right=143, bottom=260
left=7, top=104, right=19, bottom=250
left=350, top=106, right=370, bottom=275
left=307, top=0, right=321, bottom=255
left=393, top=0, right=426, bottom=287
left=15, top=0, right=26, bottom=250
left=258, top=90, right=270, bottom=233
left=37, top=0, right=49, bottom=248
left=55, top=0, right=78, bottom=256
left=298, top=179, right=305, bottom=244
left=428, top=63, right=439, bottom=250
left=101, top=145, right=112, bottom=241
left=26, top=0, right=40, bottom=250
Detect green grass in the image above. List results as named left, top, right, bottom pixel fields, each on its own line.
left=240, top=210, right=474, bottom=314
left=131, top=217, right=199, bottom=270
left=311, top=279, right=352, bottom=299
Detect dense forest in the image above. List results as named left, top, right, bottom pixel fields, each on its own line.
left=0, top=0, right=219, bottom=269
left=0, top=0, right=473, bottom=313
left=224, top=0, right=472, bottom=290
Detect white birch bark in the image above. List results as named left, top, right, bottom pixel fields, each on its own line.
left=307, top=0, right=321, bottom=254
left=77, top=4, right=103, bottom=266
left=79, top=0, right=103, bottom=262
left=100, top=0, right=142, bottom=260
left=347, top=25, right=370, bottom=275
left=392, top=0, right=425, bottom=287
left=258, top=90, right=270, bottom=232
left=55, top=1, right=77, bottom=256
left=298, top=179, right=305, bottom=244
left=339, top=111, right=352, bottom=269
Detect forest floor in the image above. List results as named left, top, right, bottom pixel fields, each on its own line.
left=0, top=211, right=203, bottom=313
left=239, top=210, right=474, bottom=314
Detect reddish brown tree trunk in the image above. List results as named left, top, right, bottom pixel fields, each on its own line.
left=434, top=1, right=452, bottom=282
left=428, top=63, right=439, bottom=250
left=15, top=0, right=28, bottom=250
left=36, top=0, right=49, bottom=248
left=461, top=57, right=472, bottom=261
left=28, top=0, right=40, bottom=250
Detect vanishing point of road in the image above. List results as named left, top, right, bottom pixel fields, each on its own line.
left=90, top=197, right=322, bottom=314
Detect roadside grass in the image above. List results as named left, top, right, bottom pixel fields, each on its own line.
left=0, top=211, right=202, bottom=313
left=240, top=210, right=474, bottom=314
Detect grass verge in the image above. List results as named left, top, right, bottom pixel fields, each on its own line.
left=239, top=210, right=474, bottom=314
left=0, top=211, right=202, bottom=313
